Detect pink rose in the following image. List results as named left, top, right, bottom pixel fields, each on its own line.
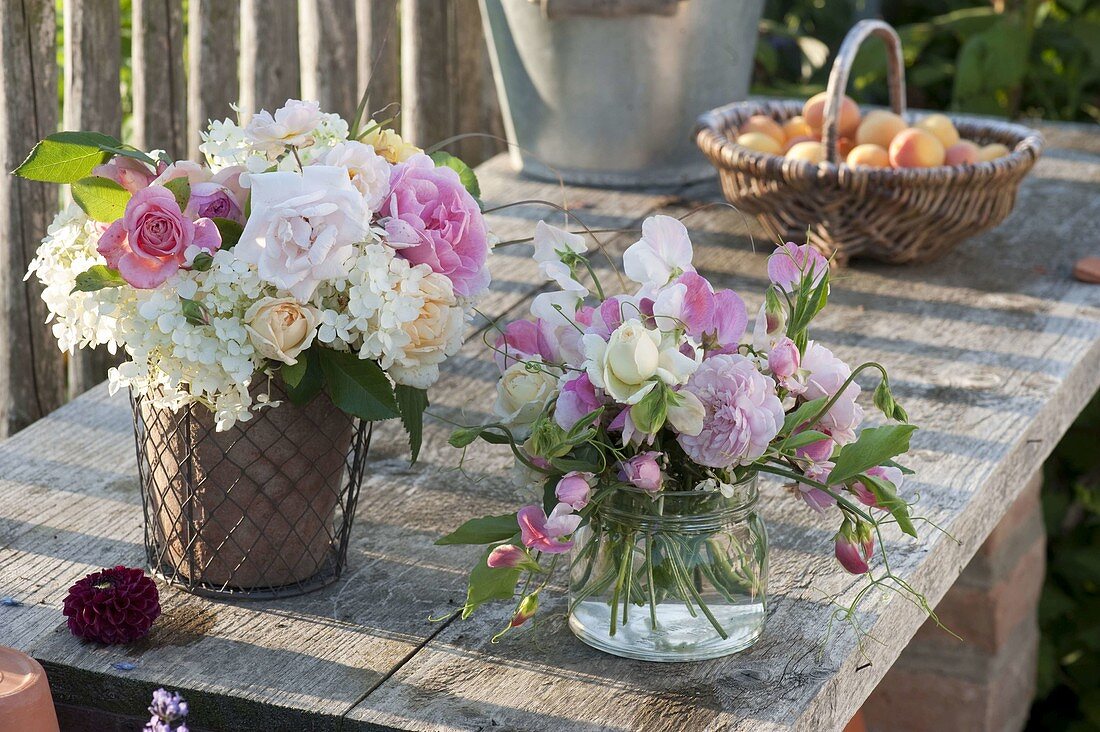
left=187, top=182, right=244, bottom=223
left=93, top=156, right=155, bottom=194
left=97, top=187, right=221, bottom=289
left=618, top=451, right=664, bottom=492
left=383, top=153, right=490, bottom=298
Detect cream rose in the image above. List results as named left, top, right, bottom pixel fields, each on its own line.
left=244, top=297, right=320, bottom=365
left=493, top=359, right=559, bottom=430
left=584, top=319, right=701, bottom=406
left=321, top=141, right=391, bottom=212
left=388, top=272, right=466, bottom=389
left=360, top=126, right=421, bottom=164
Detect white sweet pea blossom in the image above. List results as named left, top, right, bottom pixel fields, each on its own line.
left=530, top=289, right=585, bottom=365
left=622, top=215, right=695, bottom=291
left=532, top=221, right=588, bottom=295
left=245, top=99, right=324, bottom=153
left=235, top=166, right=369, bottom=302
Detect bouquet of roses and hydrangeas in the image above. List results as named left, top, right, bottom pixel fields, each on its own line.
left=441, top=214, right=923, bottom=638
left=18, top=99, right=490, bottom=451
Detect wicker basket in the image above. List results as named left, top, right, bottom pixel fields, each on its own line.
left=695, top=20, right=1044, bottom=264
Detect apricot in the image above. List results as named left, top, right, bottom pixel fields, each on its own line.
left=803, top=92, right=861, bottom=137
left=977, top=143, right=1011, bottom=162
left=782, top=115, right=814, bottom=140
left=855, top=110, right=907, bottom=149
left=915, top=114, right=960, bottom=149
left=740, top=115, right=786, bottom=145
left=786, top=141, right=826, bottom=164
left=783, top=134, right=815, bottom=152
left=888, top=128, right=946, bottom=168
left=736, top=132, right=783, bottom=156
left=846, top=143, right=890, bottom=168
left=944, top=140, right=979, bottom=166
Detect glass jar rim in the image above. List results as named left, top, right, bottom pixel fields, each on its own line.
left=600, top=474, right=759, bottom=527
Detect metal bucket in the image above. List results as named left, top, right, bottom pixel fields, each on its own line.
left=480, top=0, right=765, bottom=187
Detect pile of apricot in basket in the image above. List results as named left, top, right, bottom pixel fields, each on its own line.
left=736, top=92, right=1011, bottom=169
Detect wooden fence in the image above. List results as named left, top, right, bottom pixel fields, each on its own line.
left=0, top=0, right=504, bottom=438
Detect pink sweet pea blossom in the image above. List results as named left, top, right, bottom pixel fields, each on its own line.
left=798, top=461, right=837, bottom=513
left=767, top=242, right=828, bottom=293
left=850, top=465, right=904, bottom=508
left=818, top=389, right=864, bottom=445
left=93, top=156, right=155, bottom=194
left=618, top=451, right=664, bottom=492
left=487, top=544, right=527, bottom=569
left=152, top=160, right=212, bottom=187
left=554, top=372, right=602, bottom=431
left=834, top=521, right=874, bottom=574
left=494, top=319, right=556, bottom=372
left=383, top=153, right=490, bottom=298
left=768, top=336, right=805, bottom=394
left=709, top=289, right=748, bottom=350
left=801, top=341, right=851, bottom=400
left=555, top=471, right=595, bottom=510
left=652, top=271, right=714, bottom=336
left=677, top=354, right=784, bottom=468
left=97, top=187, right=221, bottom=289
left=517, top=503, right=581, bottom=554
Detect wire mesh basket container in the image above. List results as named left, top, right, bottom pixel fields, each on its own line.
left=130, top=377, right=370, bottom=599
left=695, top=20, right=1044, bottom=264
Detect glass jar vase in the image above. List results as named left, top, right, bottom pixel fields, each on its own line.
left=568, top=476, right=767, bottom=661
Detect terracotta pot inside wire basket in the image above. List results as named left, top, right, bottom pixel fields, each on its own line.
left=695, top=19, right=1044, bottom=265
left=130, top=377, right=370, bottom=600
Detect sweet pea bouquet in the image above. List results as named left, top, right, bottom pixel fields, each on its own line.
left=18, top=99, right=491, bottom=452
left=441, top=215, right=924, bottom=643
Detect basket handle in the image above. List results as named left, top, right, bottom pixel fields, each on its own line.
left=822, top=20, right=907, bottom=164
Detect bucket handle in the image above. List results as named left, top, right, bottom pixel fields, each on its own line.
left=822, top=20, right=907, bottom=164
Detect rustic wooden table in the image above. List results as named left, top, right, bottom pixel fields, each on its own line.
left=1, top=123, right=1099, bottom=732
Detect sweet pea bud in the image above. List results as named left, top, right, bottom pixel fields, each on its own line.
left=511, top=593, right=539, bottom=628
left=487, top=544, right=543, bottom=573
left=764, top=287, right=786, bottom=335
left=833, top=519, right=870, bottom=575
left=524, top=416, right=570, bottom=459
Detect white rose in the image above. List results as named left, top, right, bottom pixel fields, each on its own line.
left=235, top=166, right=369, bottom=301
left=321, top=141, right=391, bottom=213
left=493, top=359, right=559, bottom=429
left=244, top=297, right=320, bottom=365
left=245, top=99, right=323, bottom=153
left=584, top=319, right=661, bottom=404
left=388, top=272, right=466, bottom=389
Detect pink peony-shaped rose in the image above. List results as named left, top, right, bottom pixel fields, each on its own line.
left=63, top=566, right=161, bottom=644
left=383, top=153, right=489, bottom=298
left=98, top=186, right=221, bottom=289
left=677, top=354, right=784, bottom=468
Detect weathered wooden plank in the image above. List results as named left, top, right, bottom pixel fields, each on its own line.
left=187, top=0, right=240, bottom=160
left=62, top=0, right=124, bottom=397
left=345, top=150, right=1100, bottom=730
left=356, top=0, right=401, bottom=117
left=400, top=0, right=503, bottom=165
left=300, top=0, right=359, bottom=121
left=0, top=0, right=65, bottom=437
left=132, top=0, right=186, bottom=158
left=239, top=0, right=301, bottom=119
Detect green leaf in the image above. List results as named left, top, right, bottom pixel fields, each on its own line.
left=191, top=252, right=214, bottom=271
left=436, top=514, right=520, bottom=545
left=70, top=177, right=131, bottom=223
left=164, top=177, right=190, bottom=210
left=629, top=384, right=667, bottom=435
left=13, top=131, right=121, bottom=183
left=317, top=347, right=400, bottom=421
left=282, top=349, right=325, bottom=405
left=395, top=384, right=429, bottom=463
left=211, top=217, right=243, bottom=250
left=70, top=265, right=125, bottom=293
left=180, top=298, right=210, bottom=326
left=429, top=151, right=481, bottom=201
left=462, top=546, right=521, bottom=619
left=782, top=396, right=829, bottom=435
left=861, top=472, right=917, bottom=538
left=782, top=429, right=832, bottom=451
left=829, top=425, right=919, bottom=486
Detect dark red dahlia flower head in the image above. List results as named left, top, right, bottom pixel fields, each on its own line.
left=62, top=565, right=161, bottom=644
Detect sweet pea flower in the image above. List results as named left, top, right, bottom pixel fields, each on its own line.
left=531, top=290, right=586, bottom=365
left=555, top=471, right=595, bottom=510
left=652, top=271, right=713, bottom=335
left=767, top=242, right=828, bottom=293
left=554, top=372, right=602, bottom=430
left=677, top=354, right=784, bottom=468
left=383, top=153, right=490, bottom=298
left=834, top=520, right=874, bottom=574
left=584, top=296, right=638, bottom=341
left=751, top=300, right=787, bottom=354
left=494, top=319, right=556, bottom=373
left=487, top=544, right=527, bottom=569
left=97, top=187, right=221, bottom=289
left=768, top=336, right=806, bottom=395
left=622, top=215, right=695, bottom=291
left=235, top=166, right=368, bottom=301
left=245, top=99, right=324, bottom=153
left=818, top=389, right=864, bottom=445
left=618, top=451, right=664, bottom=492
left=797, top=460, right=836, bottom=513
left=93, top=156, right=155, bottom=193
left=850, top=465, right=904, bottom=508
left=152, top=160, right=212, bottom=187
left=709, top=289, right=749, bottom=350
left=517, top=503, right=581, bottom=554
left=801, top=341, right=851, bottom=400
left=510, top=593, right=539, bottom=628
left=533, top=221, right=588, bottom=294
